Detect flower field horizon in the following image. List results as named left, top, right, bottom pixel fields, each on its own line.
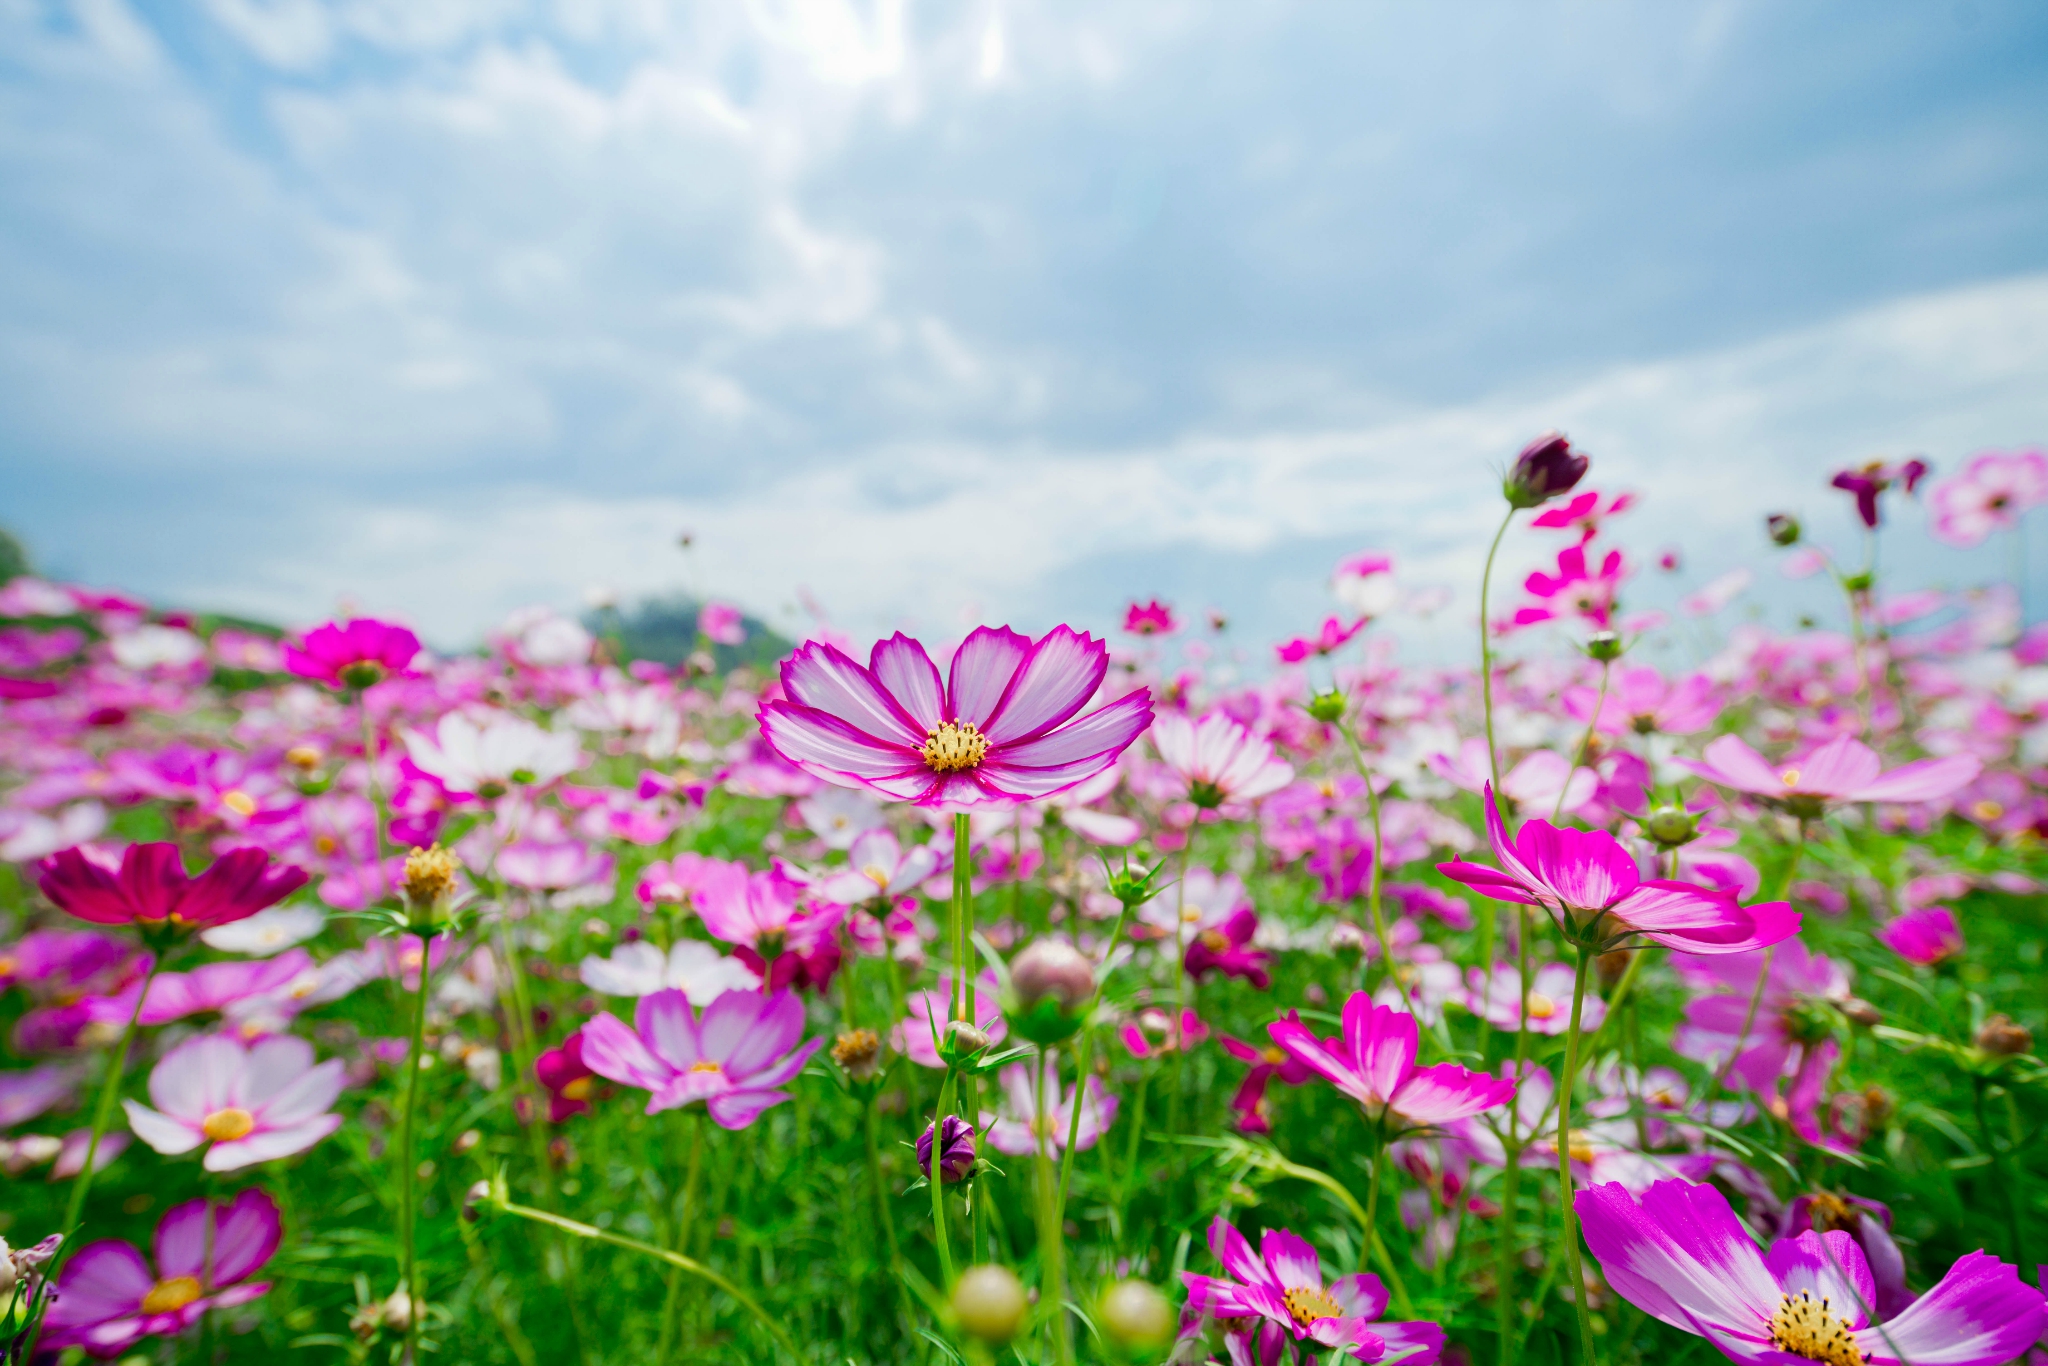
left=0, top=437, right=2045, bottom=1365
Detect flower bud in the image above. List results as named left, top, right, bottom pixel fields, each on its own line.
left=1584, top=630, right=1624, bottom=663
left=1839, top=998, right=1883, bottom=1028
left=1502, top=432, right=1590, bottom=510
left=0, top=1239, right=15, bottom=1301
left=917, top=1116, right=977, bottom=1184
left=403, top=845, right=461, bottom=915
left=952, top=1264, right=1028, bottom=1344
left=1328, top=920, right=1368, bottom=961
left=1976, top=1014, right=2032, bottom=1057
left=1306, top=689, right=1348, bottom=724
left=831, top=1028, right=884, bottom=1083
left=1099, top=1279, right=1175, bottom=1350
left=462, top=1180, right=492, bottom=1223
left=1643, top=805, right=1700, bottom=849
left=1766, top=513, right=1802, bottom=547
left=380, top=1288, right=414, bottom=1333
left=940, top=1020, right=992, bottom=1062
left=1006, top=940, right=1095, bottom=1045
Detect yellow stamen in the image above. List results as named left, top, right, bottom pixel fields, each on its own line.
left=1526, top=992, right=1558, bottom=1020
left=1781, top=769, right=1802, bottom=787
left=562, top=1077, right=592, bottom=1101
left=1770, top=1291, right=1865, bottom=1366
left=1282, top=1285, right=1344, bottom=1326
left=1262, top=1046, right=1288, bottom=1067
left=201, top=1108, right=255, bottom=1142
left=688, top=1060, right=723, bottom=1074
left=141, top=1276, right=204, bottom=1315
left=1199, top=930, right=1231, bottom=952
left=220, top=790, right=257, bottom=817
left=862, top=865, right=891, bottom=890
left=921, top=722, right=990, bottom=773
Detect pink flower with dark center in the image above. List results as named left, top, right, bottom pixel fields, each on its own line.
left=1181, top=1214, right=1444, bottom=1363
left=1875, top=905, right=1964, bottom=965
left=694, top=863, right=844, bottom=992
left=1151, top=711, right=1293, bottom=810
left=1275, top=617, right=1366, bottom=665
left=1830, top=459, right=1928, bottom=529
left=42, top=1189, right=282, bottom=1355
left=698, top=601, right=745, bottom=646
left=1437, top=785, right=1799, bottom=954
left=758, top=626, right=1153, bottom=808
left=1577, top=1178, right=2046, bottom=1366
left=123, top=1034, right=344, bottom=1172
left=1269, top=995, right=1515, bottom=1132
left=535, top=1029, right=599, bottom=1122
left=281, top=617, right=420, bottom=689
left=1565, top=666, right=1723, bottom=737
left=1122, top=600, right=1179, bottom=635
left=577, top=987, right=822, bottom=1129
left=36, top=843, right=309, bottom=932
left=1672, top=939, right=1852, bottom=1091
left=1183, top=907, right=1271, bottom=990
left=1681, top=734, right=1981, bottom=819
left=1531, top=490, right=1637, bottom=542
left=1929, top=450, right=2048, bottom=546
left=1119, top=1007, right=1209, bottom=1060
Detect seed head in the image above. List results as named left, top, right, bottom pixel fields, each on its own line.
left=403, top=845, right=461, bottom=912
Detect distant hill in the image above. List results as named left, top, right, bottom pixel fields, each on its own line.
left=588, top=595, right=793, bottom=672
left=0, top=528, right=30, bottom=583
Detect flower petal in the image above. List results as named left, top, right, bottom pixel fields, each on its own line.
left=981, top=626, right=1108, bottom=744
left=868, top=634, right=946, bottom=731
left=1856, top=1250, right=2048, bottom=1366
left=945, top=626, right=1031, bottom=727
left=779, top=642, right=927, bottom=747
left=203, top=1114, right=341, bottom=1171
left=579, top=1010, right=675, bottom=1092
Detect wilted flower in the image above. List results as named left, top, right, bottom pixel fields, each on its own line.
left=831, top=1028, right=883, bottom=1082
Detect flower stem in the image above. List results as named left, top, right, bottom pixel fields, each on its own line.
left=1975, top=1079, right=2030, bottom=1278
left=1058, top=896, right=1135, bottom=1212
left=930, top=1069, right=957, bottom=1285
left=491, top=1197, right=798, bottom=1359
left=1558, top=944, right=1599, bottom=1366
left=1479, top=506, right=1518, bottom=819
left=1550, top=659, right=1611, bottom=825
left=1495, top=1129, right=1523, bottom=1366
left=656, top=1111, right=706, bottom=1360
left=1340, top=722, right=1416, bottom=1019
left=864, top=1096, right=908, bottom=1316
left=1035, top=1049, right=1072, bottom=1366
left=398, top=930, right=437, bottom=1362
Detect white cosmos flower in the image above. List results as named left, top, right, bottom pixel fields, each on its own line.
left=579, top=940, right=761, bottom=1005
left=404, top=711, right=583, bottom=795
left=201, top=905, right=328, bottom=956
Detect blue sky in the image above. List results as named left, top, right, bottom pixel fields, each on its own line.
left=5, top=0, right=2048, bottom=652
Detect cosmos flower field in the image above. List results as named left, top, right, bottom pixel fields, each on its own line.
left=0, top=439, right=2044, bottom=1365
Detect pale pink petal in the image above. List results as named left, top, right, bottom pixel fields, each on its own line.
left=982, top=626, right=1108, bottom=743
left=698, top=988, right=786, bottom=1076
left=779, top=643, right=926, bottom=747
left=1575, top=1179, right=1783, bottom=1342
left=45, top=1241, right=152, bottom=1334
left=579, top=1010, right=676, bottom=1091
left=1847, top=753, right=1982, bottom=804
left=203, top=1114, right=341, bottom=1171
left=1208, top=1215, right=1273, bottom=1290
left=1327, top=1272, right=1390, bottom=1321
left=1260, top=1227, right=1324, bottom=1291
left=868, top=634, right=946, bottom=730
left=757, top=705, right=925, bottom=783
left=1794, top=736, right=1883, bottom=797
left=206, top=1189, right=283, bottom=1286
left=124, top=1099, right=203, bottom=1155
left=147, top=1034, right=244, bottom=1123
left=634, top=990, right=704, bottom=1072
left=705, top=1088, right=791, bottom=1129
left=988, top=691, right=1155, bottom=770
left=1695, top=735, right=1784, bottom=796
left=1857, top=1250, right=2048, bottom=1366
left=945, top=626, right=1031, bottom=727
left=249, top=1059, right=344, bottom=1128
left=238, top=1035, right=318, bottom=1108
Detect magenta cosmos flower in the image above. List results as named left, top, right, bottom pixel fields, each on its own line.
left=1682, top=734, right=1981, bottom=819
left=1182, top=1215, right=1445, bottom=1363
left=1577, top=1178, right=2046, bottom=1366
left=1438, top=787, right=1799, bottom=954
left=578, top=986, right=822, bottom=1129
left=281, top=616, right=420, bottom=689
left=37, top=843, right=309, bottom=932
left=43, top=1189, right=282, bottom=1355
left=1929, top=449, right=2048, bottom=547
left=124, top=1033, right=344, bottom=1172
left=1831, top=459, right=1928, bottom=529
left=981, top=1057, right=1118, bottom=1156
left=1152, top=711, right=1294, bottom=809
left=1269, top=995, right=1514, bottom=1133
left=757, top=626, right=1153, bottom=808
left=1276, top=616, right=1365, bottom=665
left=1875, top=905, right=1964, bottom=966
left=1123, top=599, right=1179, bottom=635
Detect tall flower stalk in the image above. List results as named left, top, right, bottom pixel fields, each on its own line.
left=395, top=845, right=460, bottom=1360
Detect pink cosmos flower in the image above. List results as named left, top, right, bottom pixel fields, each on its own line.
left=980, top=1057, right=1117, bottom=1156
left=1219, top=1033, right=1315, bottom=1135
left=1269, top=995, right=1514, bottom=1132
left=403, top=711, right=583, bottom=798
left=698, top=601, right=746, bottom=646
left=1181, top=1215, right=1444, bottom=1364
left=535, top=1030, right=599, bottom=1122
left=1565, top=667, right=1723, bottom=737
left=1531, top=490, right=1637, bottom=542
left=896, top=971, right=1006, bottom=1069
left=1430, top=739, right=1595, bottom=816
left=1681, top=734, right=1981, bottom=816
left=1875, top=905, right=1964, bottom=965
left=1831, top=459, right=1928, bottom=529
left=694, top=863, right=844, bottom=992
left=579, top=940, right=760, bottom=1003
left=1119, top=1007, right=1209, bottom=1059
left=1123, top=599, right=1179, bottom=635
left=281, top=617, right=420, bottom=689
left=1929, top=449, right=2048, bottom=546
left=123, top=1033, right=344, bottom=1172
left=1577, top=1178, right=2046, bottom=1366
left=577, top=987, right=822, bottom=1129
left=1513, top=543, right=1625, bottom=630
left=0, top=1064, right=79, bottom=1126
left=1276, top=616, right=1366, bottom=665
left=1438, top=786, right=1799, bottom=954
left=1463, top=961, right=1604, bottom=1036
left=758, top=626, right=1153, bottom=808
left=36, top=843, right=309, bottom=931
left=87, top=950, right=315, bottom=1031
left=816, top=828, right=949, bottom=904
left=1333, top=553, right=1399, bottom=618
left=1151, top=711, right=1294, bottom=809
left=1672, top=939, right=1852, bottom=1092
left=1183, top=906, right=1272, bottom=989
left=42, top=1189, right=282, bottom=1355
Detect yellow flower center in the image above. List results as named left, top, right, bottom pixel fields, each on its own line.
left=141, top=1276, right=204, bottom=1315
left=285, top=745, right=322, bottom=770
left=1780, top=769, right=1802, bottom=787
left=1263, top=1046, right=1288, bottom=1066
left=202, top=1107, right=256, bottom=1142
left=1282, top=1285, right=1344, bottom=1326
left=562, top=1077, right=592, bottom=1101
left=314, top=834, right=339, bottom=855
left=921, top=722, right=989, bottom=773
left=863, top=865, right=891, bottom=890
left=1526, top=993, right=1558, bottom=1020
left=220, top=789, right=258, bottom=817
left=1770, top=1291, right=1865, bottom=1366
left=1971, top=800, right=2005, bottom=822
left=688, top=1060, right=723, bottom=1074
left=1199, top=930, right=1231, bottom=952
left=0, top=956, right=16, bottom=978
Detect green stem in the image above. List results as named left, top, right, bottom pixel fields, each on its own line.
left=1495, top=1134, right=1522, bottom=1366
left=1558, top=944, right=1599, bottom=1366
left=865, top=1097, right=909, bottom=1317
left=931, top=1069, right=957, bottom=1284
left=398, top=931, right=437, bottom=1361
left=1340, top=723, right=1415, bottom=1019
left=1479, top=506, right=1518, bottom=820
left=1035, top=1050, right=1072, bottom=1366
left=656, top=1112, right=706, bottom=1361
left=1551, top=659, right=1611, bottom=825
left=1975, top=1080, right=2030, bottom=1278
left=1057, top=896, right=1134, bottom=1212
left=492, top=1198, right=798, bottom=1359
left=1580, top=947, right=1652, bottom=1061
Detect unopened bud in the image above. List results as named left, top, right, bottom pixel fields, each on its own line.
left=1306, top=690, right=1347, bottom=724
left=1503, top=432, right=1590, bottom=510
left=941, top=1020, right=991, bottom=1058
left=1585, top=630, right=1624, bottom=663
left=1766, top=513, right=1802, bottom=547
left=952, top=1264, right=1028, bottom=1344
left=1006, top=940, right=1094, bottom=1045
left=452, top=1128, right=481, bottom=1156
left=831, top=1028, right=883, bottom=1082
left=403, top=845, right=461, bottom=913
left=1328, top=920, right=1368, bottom=960
left=1099, top=1279, right=1175, bottom=1350
left=1839, top=998, right=1883, bottom=1028
left=380, top=1288, right=414, bottom=1333
left=1976, top=1014, right=2032, bottom=1057
left=1644, top=805, right=1700, bottom=849
left=918, top=1116, right=977, bottom=1184
left=340, top=661, right=387, bottom=691
left=462, top=1180, right=491, bottom=1223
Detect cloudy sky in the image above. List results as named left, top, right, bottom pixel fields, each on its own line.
left=6, top=0, right=2048, bottom=652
